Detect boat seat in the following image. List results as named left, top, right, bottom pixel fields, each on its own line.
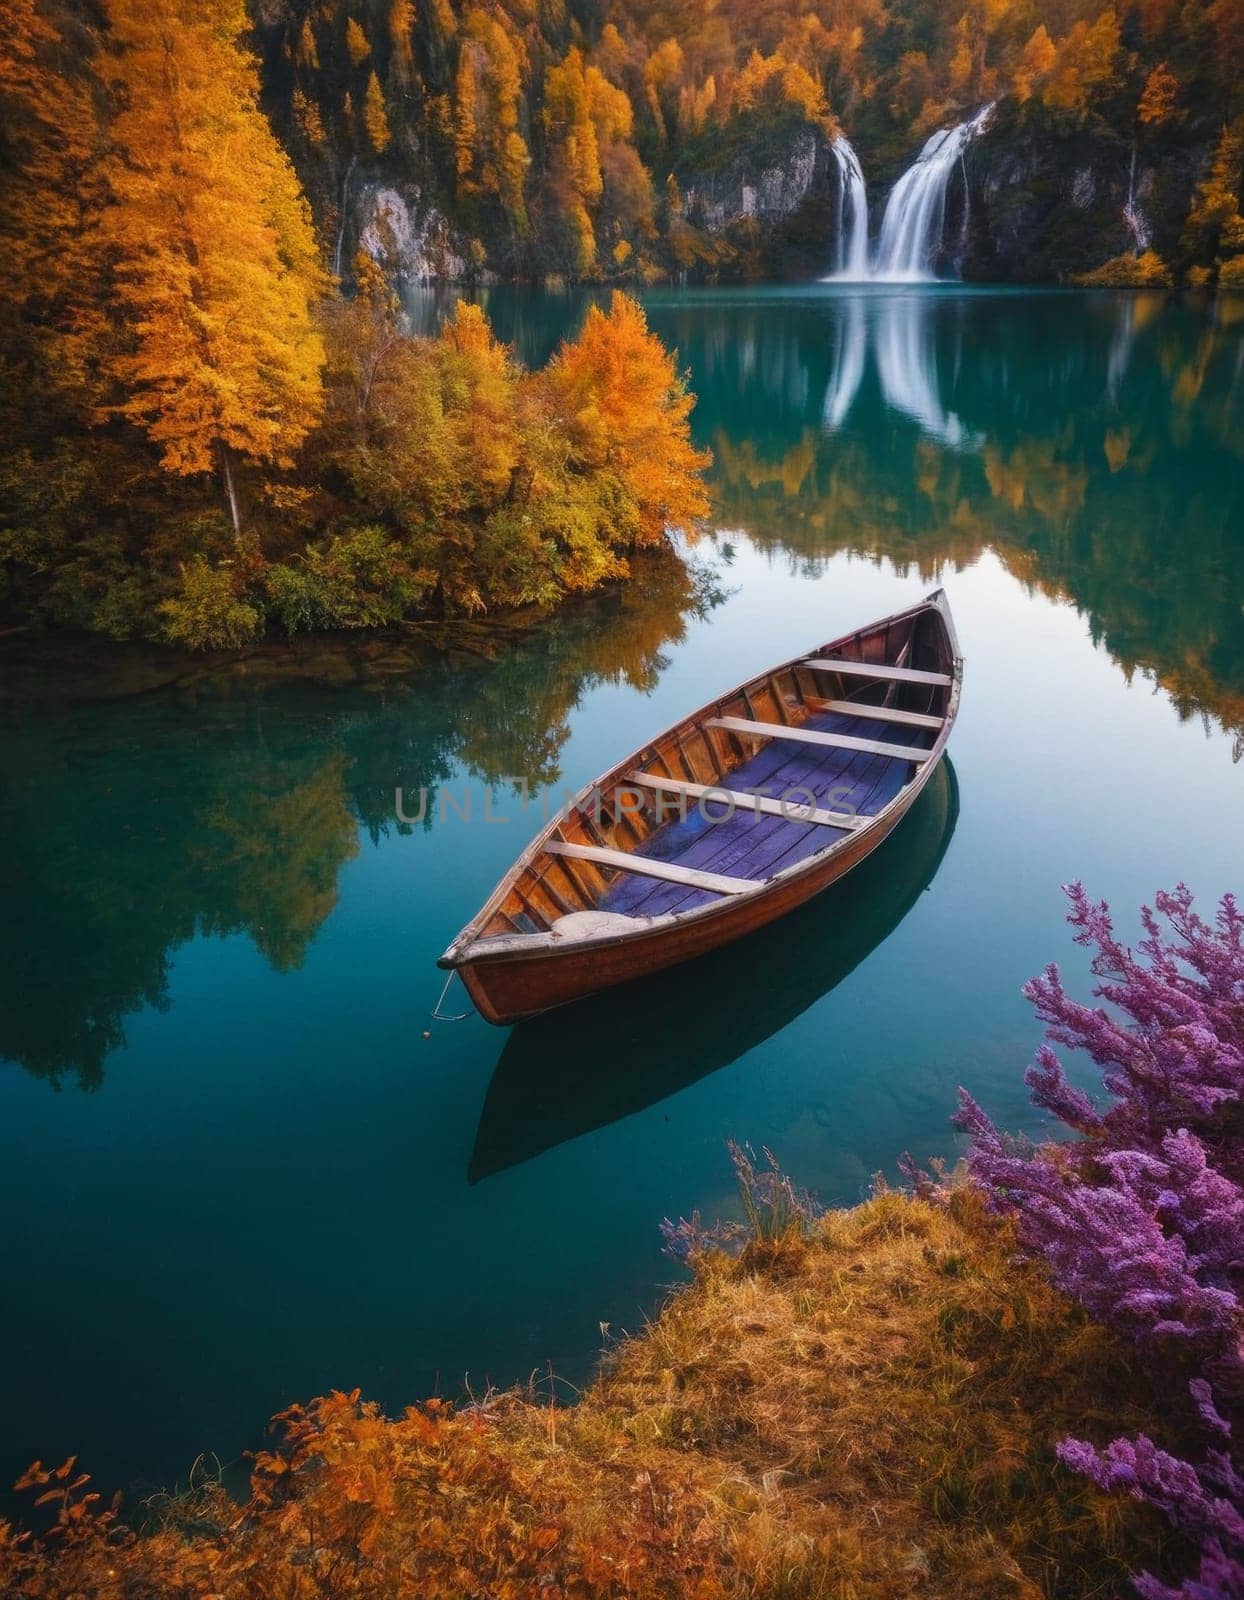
left=545, top=840, right=756, bottom=896
left=803, top=657, right=952, bottom=687
left=550, top=910, right=646, bottom=939
left=817, top=699, right=943, bottom=731
left=707, top=715, right=933, bottom=765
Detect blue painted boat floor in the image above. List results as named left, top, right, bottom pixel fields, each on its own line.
left=600, top=710, right=929, bottom=919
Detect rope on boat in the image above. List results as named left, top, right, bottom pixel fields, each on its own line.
left=431, top=969, right=474, bottom=1022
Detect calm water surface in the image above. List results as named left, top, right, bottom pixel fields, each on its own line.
left=2, top=286, right=1242, bottom=1499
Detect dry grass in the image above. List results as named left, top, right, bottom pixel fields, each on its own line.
left=561, top=1184, right=1185, bottom=1599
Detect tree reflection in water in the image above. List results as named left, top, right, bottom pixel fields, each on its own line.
left=0, top=553, right=723, bottom=1087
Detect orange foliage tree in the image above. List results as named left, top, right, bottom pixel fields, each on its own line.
left=541, top=292, right=710, bottom=544
left=0, top=0, right=105, bottom=386
left=100, top=0, right=327, bottom=534
left=1137, top=61, right=1179, bottom=123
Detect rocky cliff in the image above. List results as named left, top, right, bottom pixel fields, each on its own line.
left=960, top=104, right=1213, bottom=282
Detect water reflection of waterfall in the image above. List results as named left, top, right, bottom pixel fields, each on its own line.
left=823, top=293, right=866, bottom=427
left=822, top=292, right=980, bottom=450
left=1107, top=295, right=1137, bottom=399
left=872, top=105, right=993, bottom=281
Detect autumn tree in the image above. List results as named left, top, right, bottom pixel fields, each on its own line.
left=730, top=49, right=831, bottom=128
left=541, top=292, right=709, bottom=544
left=100, top=0, right=327, bottom=534
left=542, top=48, right=605, bottom=275
left=642, top=37, right=683, bottom=143
left=364, top=70, right=390, bottom=151
left=0, top=0, right=105, bottom=387
left=292, top=86, right=327, bottom=148
left=345, top=17, right=371, bottom=67
left=1137, top=61, right=1178, bottom=123
left=1013, top=26, right=1056, bottom=102
left=1042, top=11, right=1123, bottom=118
left=296, top=16, right=318, bottom=71
left=1181, top=115, right=1244, bottom=276
left=389, top=0, right=415, bottom=86
left=453, top=7, right=530, bottom=232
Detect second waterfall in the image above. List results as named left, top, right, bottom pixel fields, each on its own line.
left=830, top=137, right=870, bottom=278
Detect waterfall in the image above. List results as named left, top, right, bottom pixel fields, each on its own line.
left=1123, top=149, right=1151, bottom=254
left=872, top=104, right=993, bottom=281
left=332, top=156, right=359, bottom=280
left=829, top=137, right=870, bottom=279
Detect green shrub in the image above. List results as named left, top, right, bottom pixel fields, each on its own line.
left=264, top=526, right=434, bottom=635
left=157, top=558, right=262, bottom=650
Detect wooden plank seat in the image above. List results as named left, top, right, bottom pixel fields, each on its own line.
left=803, top=657, right=952, bottom=688
left=817, top=699, right=943, bottom=731
left=545, top=840, right=756, bottom=897
left=707, top=715, right=934, bottom=765
left=624, top=771, right=867, bottom=829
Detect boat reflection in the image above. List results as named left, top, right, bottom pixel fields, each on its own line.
left=468, top=757, right=959, bottom=1183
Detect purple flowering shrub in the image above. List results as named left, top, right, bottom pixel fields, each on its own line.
left=954, top=884, right=1243, bottom=1600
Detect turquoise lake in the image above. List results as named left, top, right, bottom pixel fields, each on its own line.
left=1, top=284, right=1242, bottom=1499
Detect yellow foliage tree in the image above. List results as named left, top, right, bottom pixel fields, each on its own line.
left=292, top=86, right=327, bottom=147
left=543, top=48, right=603, bottom=273
left=454, top=9, right=530, bottom=229
left=437, top=301, right=522, bottom=509
left=732, top=49, right=830, bottom=127
left=296, top=17, right=318, bottom=70
left=101, top=0, right=327, bottom=534
left=1042, top=11, right=1122, bottom=116
left=1181, top=115, right=1244, bottom=276
left=541, top=292, right=709, bottom=543
left=388, top=0, right=415, bottom=85
left=346, top=17, right=371, bottom=67
left=453, top=46, right=478, bottom=180
left=364, top=70, right=390, bottom=150
left=1137, top=61, right=1178, bottom=123
left=1013, top=25, right=1056, bottom=102
left=643, top=37, right=684, bottom=141
left=0, top=0, right=105, bottom=382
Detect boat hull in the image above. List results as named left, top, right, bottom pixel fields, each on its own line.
left=456, top=766, right=931, bottom=1023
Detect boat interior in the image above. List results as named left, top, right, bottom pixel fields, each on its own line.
left=474, top=603, right=956, bottom=940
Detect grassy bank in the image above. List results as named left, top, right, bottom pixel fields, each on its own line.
left=1, top=1184, right=1187, bottom=1599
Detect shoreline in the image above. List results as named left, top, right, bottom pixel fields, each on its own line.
left=0, top=548, right=702, bottom=710
left=0, top=1183, right=1185, bottom=1598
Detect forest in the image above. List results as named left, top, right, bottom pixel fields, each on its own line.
left=0, top=0, right=709, bottom=648
left=258, top=0, right=1244, bottom=287
left=2, top=0, right=1243, bottom=650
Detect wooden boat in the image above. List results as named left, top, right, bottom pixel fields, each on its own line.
left=439, top=589, right=962, bottom=1023
left=469, top=757, right=959, bottom=1181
